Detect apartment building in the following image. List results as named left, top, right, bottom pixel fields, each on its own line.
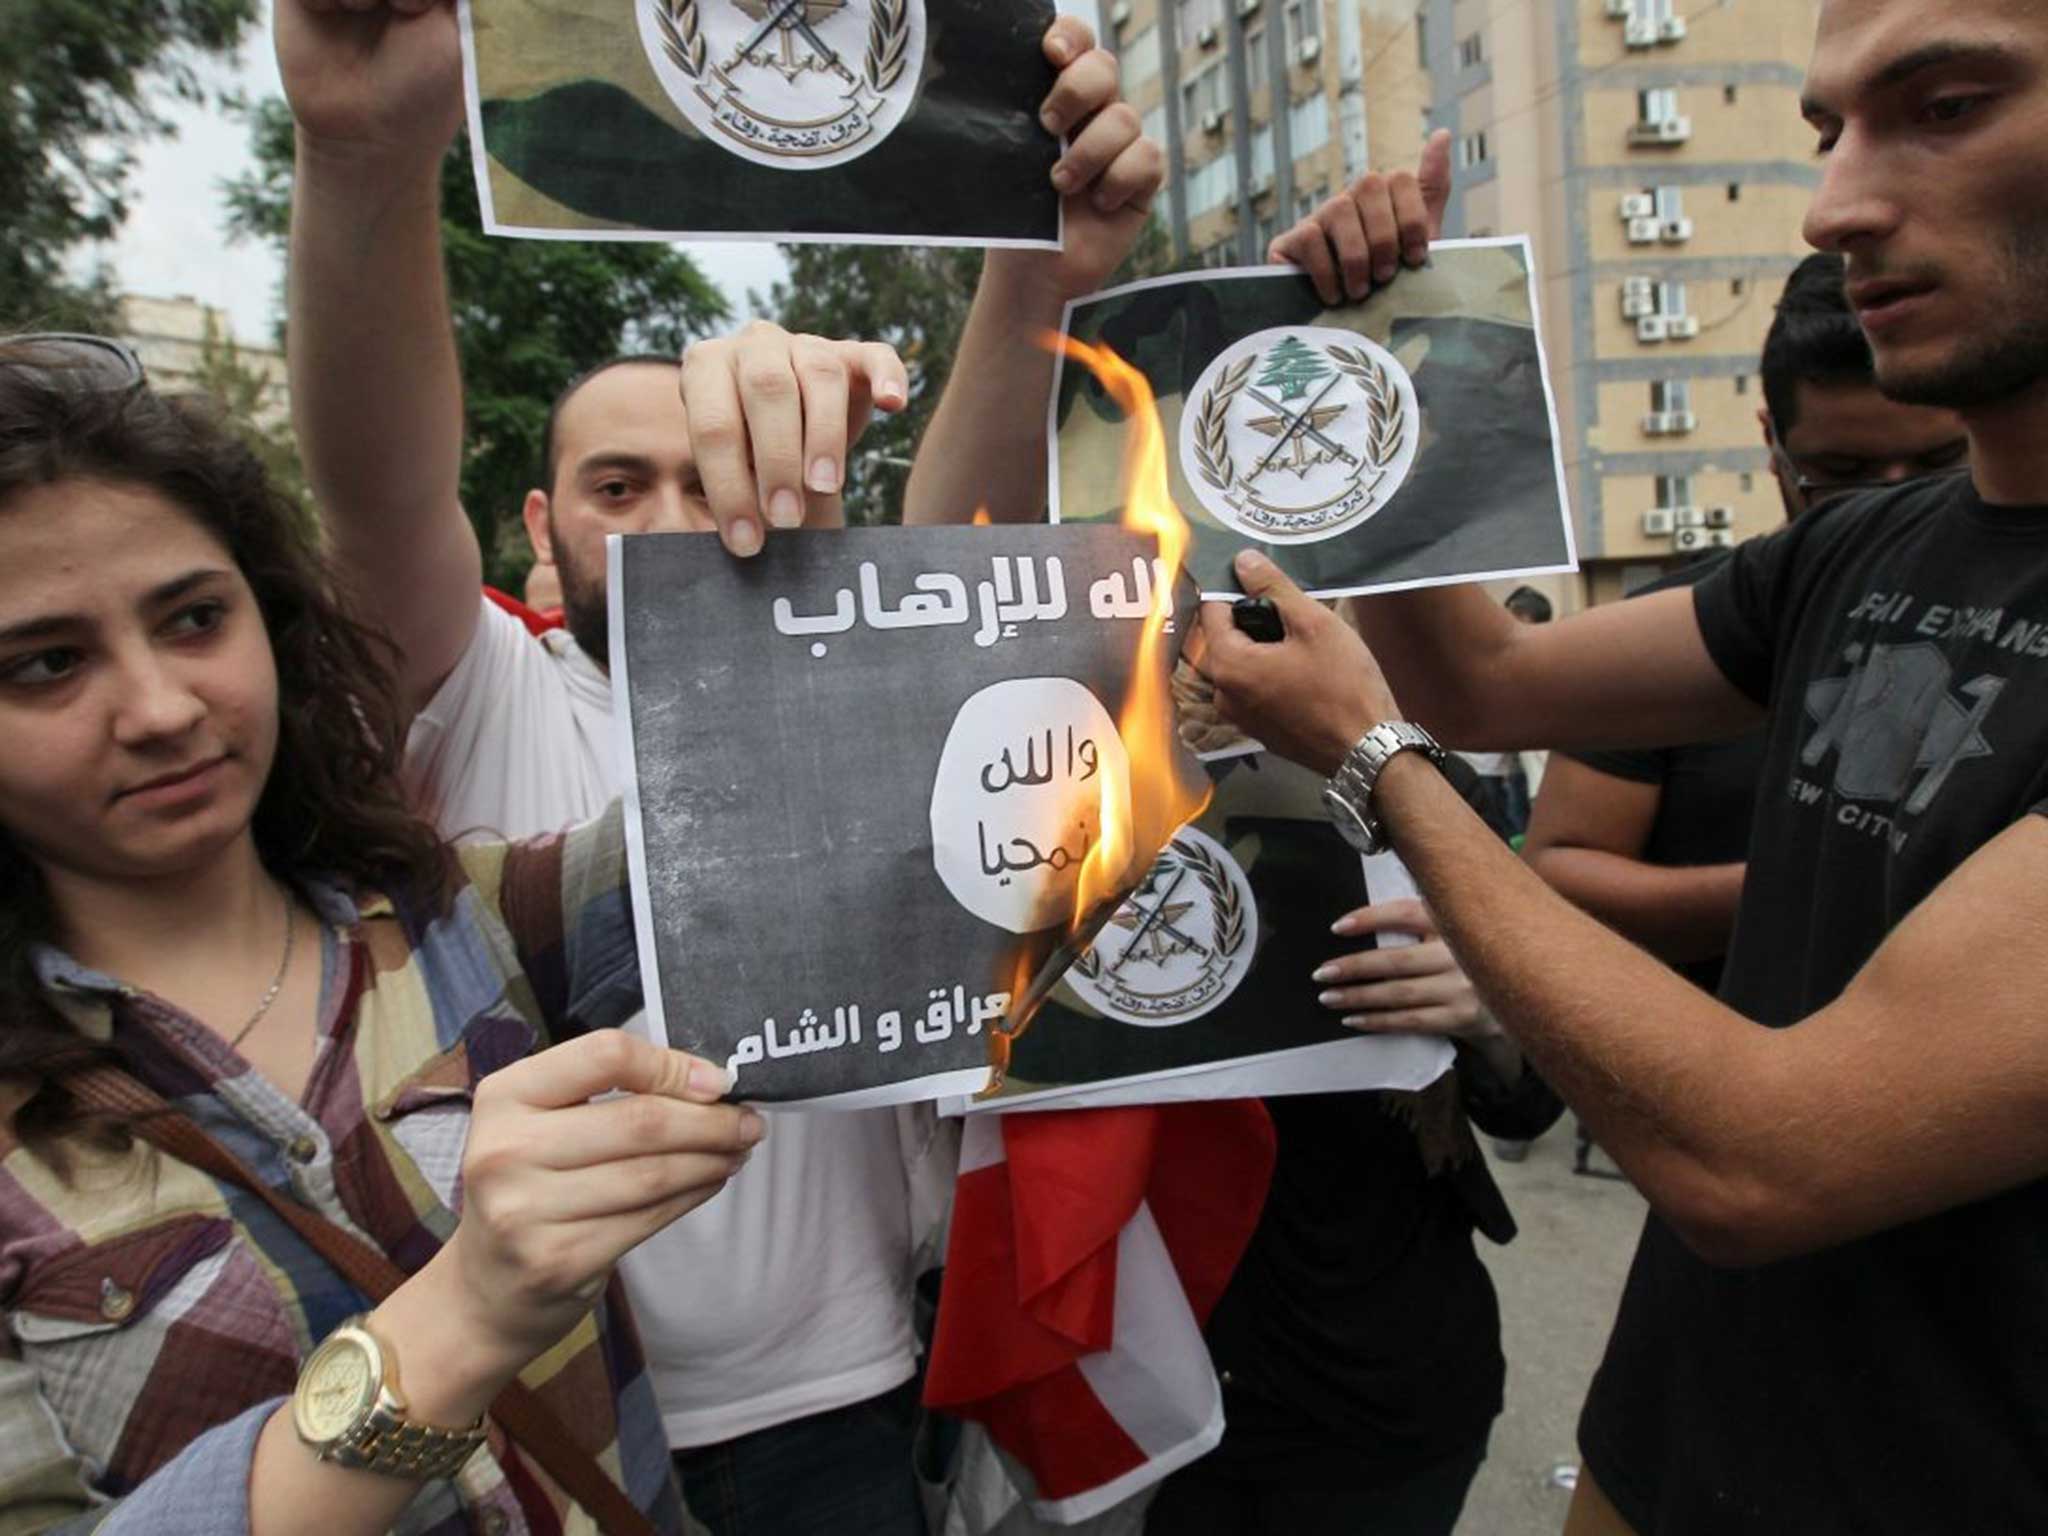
left=1119, top=0, right=1827, bottom=608
left=117, top=293, right=289, bottom=426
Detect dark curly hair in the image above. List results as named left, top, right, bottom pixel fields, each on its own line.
left=0, top=340, right=453, bottom=1159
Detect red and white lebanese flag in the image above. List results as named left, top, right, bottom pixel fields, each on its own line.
left=925, top=1102, right=1275, bottom=1524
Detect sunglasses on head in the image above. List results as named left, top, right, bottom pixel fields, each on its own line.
left=2, top=332, right=147, bottom=392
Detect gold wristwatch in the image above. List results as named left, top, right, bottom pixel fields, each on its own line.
left=292, top=1314, right=487, bottom=1481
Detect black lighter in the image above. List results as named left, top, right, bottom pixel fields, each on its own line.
left=1231, top=595, right=1285, bottom=643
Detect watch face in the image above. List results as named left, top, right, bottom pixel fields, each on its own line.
left=295, top=1334, right=378, bottom=1443
left=1322, top=786, right=1378, bottom=854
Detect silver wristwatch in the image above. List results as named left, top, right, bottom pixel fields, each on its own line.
left=1323, top=722, right=1446, bottom=855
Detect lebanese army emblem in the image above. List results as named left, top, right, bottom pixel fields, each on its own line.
left=1178, top=326, right=1421, bottom=543
left=639, top=0, right=924, bottom=170
left=1066, top=829, right=1257, bottom=1027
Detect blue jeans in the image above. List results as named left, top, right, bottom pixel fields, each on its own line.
left=673, top=1377, right=926, bottom=1536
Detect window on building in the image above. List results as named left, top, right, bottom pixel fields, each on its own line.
left=1459, top=32, right=1483, bottom=68
left=1735, top=373, right=1750, bottom=394
left=1724, top=84, right=1738, bottom=104
left=1244, top=22, right=1265, bottom=68
left=1728, top=181, right=1742, bottom=201
left=1731, top=276, right=1747, bottom=296
left=1256, top=213, right=1278, bottom=249
left=1458, top=130, right=1489, bottom=168
left=1658, top=279, right=1689, bottom=317
left=1631, top=0, right=1675, bottom=22
left=1251, top=124, right=1275, bottom=186
left=1740, top=471, right=1755, bottom=493
left=1650, top=379, right=1692, bottom=414
left=1654, top=186, right=1685, bottom=220
left=1638, top=87, right=1681, bottom=126
left=1143, top=103, right=1168, bottom=148
left=1656, top=474, right=1696, bottom=509
left=1122, top=26, right=1162, bottom=89
left=1290, top=93, right=1331, bottom=157
left=1186, top=151, right=1240, bottom=217
left=1416, top=8, right=1428, bottom=67
left=1182, top=58, right=1228, bottom=125
left=1283, top=0, right=1320, bottom=52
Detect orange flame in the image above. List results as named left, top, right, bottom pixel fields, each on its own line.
left=982, top=336, right=1212, bottom=1090
left=971, top=506, right=993, bottom=526
left=1052, top=334, right=1209, bottom=928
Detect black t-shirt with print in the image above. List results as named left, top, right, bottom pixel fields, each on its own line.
left=1577, top=473, right=2048, bottom=1535
left=1569, top=554, right=1765, bottom=996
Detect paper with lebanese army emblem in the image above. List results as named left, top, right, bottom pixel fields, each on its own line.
left=1050, top=239, right=1579, bottom=599
left=457, top=0, right=1062, bottom=246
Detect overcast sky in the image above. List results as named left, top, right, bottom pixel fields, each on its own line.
left=98, top=3, right=791, bottom=346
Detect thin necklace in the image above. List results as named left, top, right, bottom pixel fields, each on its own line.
left=228, top=887, right=296, bottom=1051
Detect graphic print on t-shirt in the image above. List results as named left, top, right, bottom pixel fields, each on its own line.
left=1796, top=639, right=2006, bottom=826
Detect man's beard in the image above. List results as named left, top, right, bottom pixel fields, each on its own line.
left=550, top=527, right=611, bottom=669
left=1875, top=209, right=2048, bottom=410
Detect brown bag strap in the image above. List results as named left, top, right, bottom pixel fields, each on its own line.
left=68, top=1065, right=661, bottom=1536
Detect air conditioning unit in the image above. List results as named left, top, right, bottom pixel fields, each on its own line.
left=1641, top=509, right=1676, bottom=537
left=1673, top=505, right=1706, bottom=528
left=1704, top=505, right=1734, bottom=529
left=1667, top=314, right=1701, bottom=339
left=1627, top=216, right=1661, bottom=244
left=1603, top=0, right=1630, bottom=15
left=1661, top=217, right=1694, bottom=242
left=1619, top=192, right=1655, bottom=220
left=1198, top=23, right=1220, bottom=46
left=1660, top=16, right=1688, bottom=41
left=1669, top=410, right=1698, bottom=433
left=1622, top=292, right=1655, bottom=320
left=1236, top=0, right=1260, bottom=17
left=1706, top=529, right=1735, bottom=548
left=1636, top=315, right=1670, bottom=342
left=1109, top=0, right=1131, bottom=24
left=1295, top=34, right=1321, bottom=63
left=1248, top=172, right=1275, bottom=198
left=1674, top=526, right=1709, bottom=552
left=1201, top=108, right=1226, bottom=134
left=1642, top=412, right=1673, bottom=436
left=1624, top=18, right=1656, bottom=47
left=1629, top=116, right=1693, bottom=145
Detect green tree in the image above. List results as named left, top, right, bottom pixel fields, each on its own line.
left=760, top=215, right=1173, bottom=526
left=224, top=99, right=730, bottom=587
left=186, top=312, right=313, bottom=522
left=2, top=0, right=260, bottom=329
left=1254, top=334, right=1329, bottom=401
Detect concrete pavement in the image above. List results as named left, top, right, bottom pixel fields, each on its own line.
left=1457, top=1125, right=1649, bottom=1536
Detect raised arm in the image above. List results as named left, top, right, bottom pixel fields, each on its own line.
left=1199, top=558, right=2048, bottom=1267
left=902, top=16, right=1162, bottom=526
left=1522, top=756, right=1745, bottom=965
left=278, top=0, right=480, bottom=715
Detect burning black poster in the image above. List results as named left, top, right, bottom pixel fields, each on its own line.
left=958, top=749, right=1452, bottom=1114
left=1051, top=241, right=1578, bottom=599
left=456, top=0, right=1061, bottom=246
left=607, top=525, right=1200, bottom=1106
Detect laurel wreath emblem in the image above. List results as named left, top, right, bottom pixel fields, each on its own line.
left=654, top=0, right=708, bottom=80
left=1326, top=344, right=1409, bottom=472
left=654, top=0, right=910, bottom=93
left=1191, top=356, right=1255, bottom=493
left=1070, top=836, right=1247, bottom=984
left=864, top=0, right=911, bottom=92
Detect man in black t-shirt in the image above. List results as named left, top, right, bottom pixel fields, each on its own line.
left=1525, top=254, right=1967, bottom=999
left=1190, top=4, right=2048, bottom=1531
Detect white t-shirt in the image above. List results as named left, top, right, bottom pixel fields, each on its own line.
left=405, top=597, right=923, bottom=1446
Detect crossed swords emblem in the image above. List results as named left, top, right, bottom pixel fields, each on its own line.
left=727, top=0, right=856, bottom=84
left=1102, top=861, right=1207, bottom=978
left=1244, top=372, right=1359, bottom=479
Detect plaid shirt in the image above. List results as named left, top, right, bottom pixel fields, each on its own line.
left=0, top=804, right=685, bottom=1536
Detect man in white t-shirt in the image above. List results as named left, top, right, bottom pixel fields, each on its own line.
left=274, top=0, right=1164, bottom=1526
